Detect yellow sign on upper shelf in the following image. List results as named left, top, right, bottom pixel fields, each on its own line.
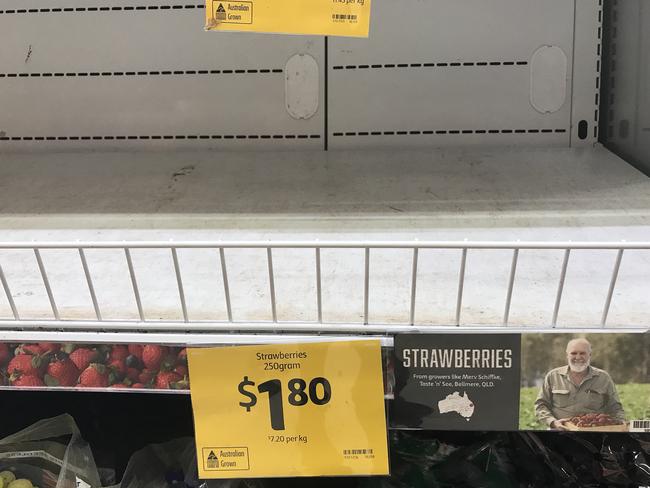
left=205, top=0, right=371, bottom=37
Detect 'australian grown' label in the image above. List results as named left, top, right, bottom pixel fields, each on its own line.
left=392, top=334, right=521, bottom=430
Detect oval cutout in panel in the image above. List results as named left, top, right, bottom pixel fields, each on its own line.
left=530, top=46, right=568, bottom=114
left=578, top=120, right=589, bottom=140
left=285, top=54, right=319, bottom=120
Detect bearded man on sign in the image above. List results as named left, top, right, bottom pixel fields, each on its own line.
left=534, top=338, right=626, bottom=430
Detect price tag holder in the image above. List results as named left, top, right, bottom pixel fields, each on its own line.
left=188, top=340, right=389, bottom=478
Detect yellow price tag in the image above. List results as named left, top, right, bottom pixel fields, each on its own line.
left=205, top=0, right=371, bottom=37
left=188, top=340, right=389, bottom=478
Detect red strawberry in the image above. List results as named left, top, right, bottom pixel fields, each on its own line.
left=138, top=369, right=155, bottom=384
left=45, top=357, right=79, bottom=387
left=128, top=344, right=144, bottom=360
left=131, top=383, right=146, bottom=389
left=174, top=365, right=188, bottom=377
left=13, top=375, right=45, bottom=387
left=110, top=345, right=129, bottom=362
left=155, top=371, right=181, bottom=389
left=7, top=354, right=44, bottom=377
left=0, top=343, right=10, bottom=365
left=39, top=343, right=61, bottom=354
left=142, top=345, right=168, bottom=370
left=17, top=343, right=44, bottom=356
left=69, top=348, right=97, bottom=372
left=177, top=348, right=187, bottom=365
left=79, top=364, right=109, bottom=388
left=126, top=367, right=140, bottom=382
left=108, top=359, right=127, bottom=376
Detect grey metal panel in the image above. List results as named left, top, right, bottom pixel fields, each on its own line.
left=334, top=0, right=574, bottom=63
left=570, top=0, right=603, bottom=146
left=602, top=0, right=650, bottom=173
left=328, top=0, right=586, bottom=148
left=0, top=76, right=318, bottom=137
left=0, top=7, right=317, bottom=72
left=329, top=67, right=569, bottom=148
left=0, top=2, right=324, bottom=150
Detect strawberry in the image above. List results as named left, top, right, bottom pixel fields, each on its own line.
left=39, top=343, right=61, bottom=354
left=45, top=357, right=79, bottom=387
left=69, top=348, right=98, bottom=372
left=17, top=343, right=44, bottom=356
left=0, top=343, right=10, bottom=365
left=177, top=348, right=187, bottom=365
left=7, top=354, right=44, bottom=377
left=79, top=364, right=109, bottom=388
left=174, top=365, right=188, bottom=377
left=138, top=369, right=155, bottom=384
left=128, top=344, right=144, bottom=361
left=155, top=371, right=181, bottom=389
left=142, top=345, right=168, bottom=370
left=13, top=375, right=45, bottom=387
left=110, top=345, right=129, bottom=362
left=126, top=367, right=140, bottom=382
left=108, top=359, right=127, bottom=376
left=131, top=383, right=146, bottom=389
left=108, top=359, right=127, bottom=385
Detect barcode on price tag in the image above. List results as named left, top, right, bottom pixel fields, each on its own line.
left=332, top=14, right=358, bottom=22
left=630, top=420, right=650, bottom=432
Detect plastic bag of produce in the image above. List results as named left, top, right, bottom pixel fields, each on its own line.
left=108, top=438, right=205, bottom=488
left=359, top=430, right=650, bottom=488
left=112, top=438, right=265, bottom=488
left=0, top=414, right=101, bottom=488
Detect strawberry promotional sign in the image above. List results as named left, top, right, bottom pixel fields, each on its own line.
left=0, top=342, right=189, bottom=391
left=188, top=340, right=389, bottom=478
left=392, top=334, right=522, bottom=431
left=392, top=332, right=650, bottom=433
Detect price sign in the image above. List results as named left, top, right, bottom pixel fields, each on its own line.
left=188, top=340, right=389, bottom=478
left=204, top=0, right=371, bottom=37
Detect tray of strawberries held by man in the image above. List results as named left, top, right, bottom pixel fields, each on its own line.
left=564, top=413, right=628, bottom=432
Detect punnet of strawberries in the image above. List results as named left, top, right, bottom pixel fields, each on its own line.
left=0, top=342, right=189, bottom=390
left=569, top=413, right=624, bottom=427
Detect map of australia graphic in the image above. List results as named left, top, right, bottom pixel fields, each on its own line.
left=438, top=391, right=475, bottom=421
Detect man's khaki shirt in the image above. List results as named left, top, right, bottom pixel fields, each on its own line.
left=535, top=366, right=625, bottom=426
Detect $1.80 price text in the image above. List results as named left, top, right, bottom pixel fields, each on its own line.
left=238, top=376, right=332, bottom=430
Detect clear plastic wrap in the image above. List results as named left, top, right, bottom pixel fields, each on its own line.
left=107, top=430, right=649, bottom=487
left=0, top=414, right=101, bottom=488
left=107, top=438, right=204, bottom=488
left=358, top=431, right=650, bottom=488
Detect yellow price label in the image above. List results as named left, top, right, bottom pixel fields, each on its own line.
left=205, top=0, right=371, bottom=37
left=188, top=340, right=389, bottom=478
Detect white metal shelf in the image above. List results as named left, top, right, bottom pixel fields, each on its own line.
left=0, top=145, right=648, bottom=333
left=1, top=241, right=648, bottom=341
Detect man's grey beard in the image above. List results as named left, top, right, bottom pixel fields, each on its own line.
left=569, top=361, right=589, bottom=373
